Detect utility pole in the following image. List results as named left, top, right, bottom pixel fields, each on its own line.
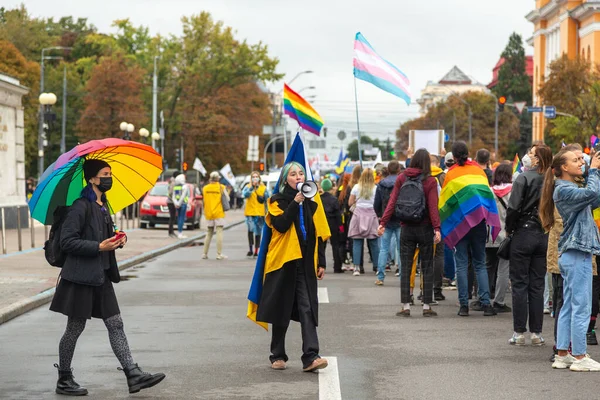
left=494, top=105, right=499, bottom=157
left=151, top=56, right=159, bottom=150
left=60, top=65, right=67, bottom=154
left=452, top=113, right=456, bottom=143
left=38, top=55, right=45, bottom=179
left=468, top=108, right=472, bottom=146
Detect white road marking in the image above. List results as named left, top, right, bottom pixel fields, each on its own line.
left=319, top=356, right=342, bottom=400
left=318, top=287, right=329, bottom=303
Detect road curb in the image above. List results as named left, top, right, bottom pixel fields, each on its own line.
left=0, top=220, right=244, bottom=325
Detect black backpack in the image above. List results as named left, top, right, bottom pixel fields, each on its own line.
left=44, top=200, right=91, bottom=268
left=394, top=175, right=426, bottom=223
left=377, top=184, right=394, bottom=218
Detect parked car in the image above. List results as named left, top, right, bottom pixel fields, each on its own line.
left=140, top=182, right=203, bottom=230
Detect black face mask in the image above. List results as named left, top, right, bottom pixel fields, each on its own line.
left=97, top=177, right=113, bottom=193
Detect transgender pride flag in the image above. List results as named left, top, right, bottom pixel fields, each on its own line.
left=353, top=32, right=411, bottom=105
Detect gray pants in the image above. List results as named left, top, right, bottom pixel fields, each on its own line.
left=494, top=258, right=510, bottom=305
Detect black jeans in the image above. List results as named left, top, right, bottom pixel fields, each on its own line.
left=509, top=227, right=548, bottom=333
left=326, top=232, right=343, bottom=272
left=486, top=248, right=499, bottom=297
left=552, top=273, right=564, bottom=345
left=400, top=225, right=434, bottom=304
left=167, top=202, right=176, bottom=235
left=270, top=264, right=319, bottom=368
left=433, top=241, right=444, bottom=294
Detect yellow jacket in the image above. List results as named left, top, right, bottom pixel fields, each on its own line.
left=243, top=183, right=267, bottom=217
left=202, top=182, right=226, bottom=220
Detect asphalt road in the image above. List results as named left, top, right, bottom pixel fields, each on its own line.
left=1, top=224, right=599, bottom=399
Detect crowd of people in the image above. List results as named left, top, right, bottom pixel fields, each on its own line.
left=247, top=140, right=600, bottom=373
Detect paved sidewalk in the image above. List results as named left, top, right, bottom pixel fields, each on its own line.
left=0, top=209, right=245, bottom=325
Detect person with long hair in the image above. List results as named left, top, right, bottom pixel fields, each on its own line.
left=439, top=141, right=500, bottom=317
left=256, top=161, right=329, bottom=372
left=338, top=173, right=353, bottom=267
left=348, top=168, right=380, bottom=277
left=488, top=163, right=513, bottom=313
left=540, top=149, right=600, bottom=371
left=379, top=149, right=441, bottom=316
left=505, top=145, right=552, bottom=345
left=50, top=159, right=165, bottom=396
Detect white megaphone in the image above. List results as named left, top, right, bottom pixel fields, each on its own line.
left=296, top=181, right=318, bottom=203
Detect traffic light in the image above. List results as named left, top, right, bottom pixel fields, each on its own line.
left=182, top=161, right=189, bottom=171
left=174, top=148, right=181, bottom=165
left=498, top=96, right=507, bottom=112
left=259, top=162, right=265, bottom=172
left=390, top=150, right=395, bottom=157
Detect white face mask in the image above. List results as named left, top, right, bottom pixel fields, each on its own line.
left=522, top=154, right=532, bottom=169
left=252, top=178, right=259, bottom=184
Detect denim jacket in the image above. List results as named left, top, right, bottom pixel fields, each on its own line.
left=554, top=169, right=600, bottom=255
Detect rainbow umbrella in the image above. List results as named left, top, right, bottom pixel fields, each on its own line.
left=29, top=138, right=163, bottom=224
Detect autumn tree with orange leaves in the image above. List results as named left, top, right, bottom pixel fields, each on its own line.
left=76, top=53, right=146, bottom=141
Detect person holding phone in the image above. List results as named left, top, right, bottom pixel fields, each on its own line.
left=243, top=171, right=269, bottom=258
left=540, top=150, right=600, bottom=371
left=49, top=159, right=165, bottom=396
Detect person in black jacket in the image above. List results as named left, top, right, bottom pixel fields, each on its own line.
left=505, top=144, right=552, bottom=346
left=49, top=159, right=165, bottom=396
left=320, top=178, right=343, bottom=273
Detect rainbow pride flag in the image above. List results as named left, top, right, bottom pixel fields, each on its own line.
left=512, top=153, right=522, bottom=175
left=438, top=161, right=502, bottom=248
left=283, top=84, right=324, bottom=136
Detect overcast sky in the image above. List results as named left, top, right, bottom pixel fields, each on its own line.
left=8, top=0, right=534, bottom=136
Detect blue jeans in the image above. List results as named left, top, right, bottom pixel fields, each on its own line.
left=454, top=221, right=490, bottom=307
left=377, top=227, right=401, bottom=281
left=353, top=238, right=379, bottom=270
left=177, top=204, right=187, bottom=233
left=444, top=245, right=455, bottom=281
left=557, top=250, right=592, bottom=356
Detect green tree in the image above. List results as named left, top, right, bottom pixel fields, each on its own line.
left=492, top=33, right=532, bottom=102
left=346, top=136, right=382, bottom=160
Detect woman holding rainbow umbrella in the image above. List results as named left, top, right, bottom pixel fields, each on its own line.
left=29, top=138, right=165, bottom=396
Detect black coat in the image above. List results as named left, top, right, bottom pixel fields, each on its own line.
left=256, top=187, right=326, bottom=327
left=320, top=192, right=342, bottom=238
left=60, top=198, right=120, bottom=286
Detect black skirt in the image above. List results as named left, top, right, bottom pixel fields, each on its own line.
left=50, top=272, right=120, bottom=320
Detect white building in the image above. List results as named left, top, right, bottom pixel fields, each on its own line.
left=416, top=66, right=490, bottom=116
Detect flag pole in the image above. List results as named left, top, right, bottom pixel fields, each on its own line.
left=353, top=76, right=363, bottom=168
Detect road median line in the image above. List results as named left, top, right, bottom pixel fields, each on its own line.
left=0, top=220, right=244, bottom=325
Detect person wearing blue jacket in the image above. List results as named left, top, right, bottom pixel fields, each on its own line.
left=540, top=149, right=600, bottom=372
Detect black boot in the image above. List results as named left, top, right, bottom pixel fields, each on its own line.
left=54, top=363, right=88, bottom=396
left=120, top=363, right=166, bottom=394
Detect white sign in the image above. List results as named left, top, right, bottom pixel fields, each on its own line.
left=409, top=130, right=444, bottom=156
left=513, top=101, right=527, bottom=114
left=220, top=163, right=236, bottom=187
left=193, top=157, right=207, bottom=175
left=247, top=135, right=259, bottom=162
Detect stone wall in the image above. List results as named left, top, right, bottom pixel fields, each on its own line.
left=0, top=74, right=29, bottom=229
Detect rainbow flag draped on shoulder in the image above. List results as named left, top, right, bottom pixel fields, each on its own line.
left=247, top=132, right=330, bottom=330
left=438, top=161, right=501, bottom=248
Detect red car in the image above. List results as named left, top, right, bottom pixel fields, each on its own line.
left=140, top=182, right=203, bottom=230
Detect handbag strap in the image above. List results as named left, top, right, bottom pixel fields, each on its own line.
left=495, top=194, right=507, bottom=210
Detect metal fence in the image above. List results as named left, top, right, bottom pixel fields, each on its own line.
left=0, top=202, right=141, bottom=255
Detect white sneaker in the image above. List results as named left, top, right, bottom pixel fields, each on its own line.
left=353, top=268, right=360, bottom=276
left=570, top=355, right=600, bottom=372
left=509, top=332, right=525, bottom=346
left=552, top=354, right=577, bottom=369
left=202, top=254, right=208, bottom=259
left=216, top=254, right=228, bottom=260
left=543, top=308, right=551, bottom=315
left=531, top=333, right=545, bottom=346
left=177, top=233, right=187, bottom=239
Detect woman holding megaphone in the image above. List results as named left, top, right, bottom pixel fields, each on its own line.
left=255, top=161, right=330, bottom=372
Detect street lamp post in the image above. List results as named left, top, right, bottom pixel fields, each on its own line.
left=298, top=86, right=316, bottom=94
left=39, top=92, right=57, bottom=174
left=442, top=89, right=472, bottom=146
left=121, top=122, right=134, bottom=140
left=38, top=46, right=71, bottom=178
left=139, top=128, right=149, bottom=143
